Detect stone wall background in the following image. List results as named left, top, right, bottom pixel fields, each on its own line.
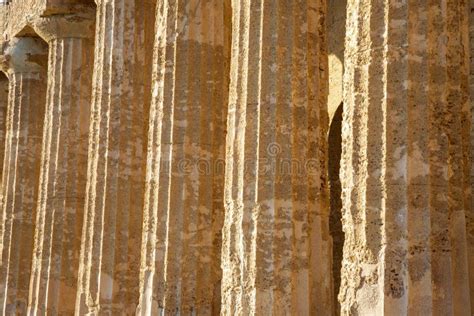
left=0, top=0, right=44, bottom=40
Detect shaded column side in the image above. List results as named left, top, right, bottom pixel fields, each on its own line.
left=137, top=0, right=231, bottom=314
left=0, top=74, right=8, bottom=186
left=468, top=0, right=474, bottom=309
left=0, top=37, right=47, bottom=315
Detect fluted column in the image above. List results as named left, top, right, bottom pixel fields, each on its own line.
left=137, top=0, right=230, bottom=314
left=340, top=0, right=472, bottom=314
left=0, top=37, right=47, bottom=315
left=27, top=11, right=95, bottom=315
left=221, top=1, right=331, bottom=315
left=75, top=0, right=155, bottom=314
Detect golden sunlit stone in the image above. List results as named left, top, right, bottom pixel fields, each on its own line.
left=0, top=0, right=471, bottom=315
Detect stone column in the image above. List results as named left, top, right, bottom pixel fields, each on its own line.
left=75, top=0, right=155, bottom=314
left=340, top=0, right=472, bottom=314
left=27, top=11, right=95, bottom=315
left=221, top=1, right=331, bottom=315
left=0, top=37, right=47, bottom=315
left=137, top=0, right=230, bottom=314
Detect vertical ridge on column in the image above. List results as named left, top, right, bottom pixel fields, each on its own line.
left=29, top=34, right=94, bottom=315
left=339, top=0, right=384, bottom=312
left=0, top=74, right=7, bottom=184
left=138, top=1, right=176, bottom=313
left=384, top=0, right=409, bottom=313
left=446, top=0, right=471, bottom=313
left=221, top=0, right=330, bottom=315
left=458, top=0, right=473, bottom=311
left=0, top=74, right=22, bottom=315
left=220, top=0, right=248, bottom=313
left=310, top=0, right=332, bottom=313
left=468, top=0, right=474, bottom=308
left=76, top=0, right=155, bottom=314
left=427, top=0, right=453, bottom=313
left=406, top=0, right=432, bottom=314
left=195, top=1, right=231, bottom=314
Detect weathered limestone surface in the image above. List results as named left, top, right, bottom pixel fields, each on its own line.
left=28, top=12, right=95, bottom=315
left=340, top=0, right=472, bottom=314
left=0, top=0, right=472, bottom=315
left=76, top=0, right=155, bottom=314
left=221, top=0, right=332, bottom=315
left=0, top=74, right=6, bottom=182
left=138, top=1, right=230, bottom=314
left=0, top=37, right=47, bottom=315
left=0, top=0, right=44, bottom=40
left=469, top=0, right=474, bottom=310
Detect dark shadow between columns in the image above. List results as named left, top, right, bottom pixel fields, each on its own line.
left=329, top=103, right=343, bottom=315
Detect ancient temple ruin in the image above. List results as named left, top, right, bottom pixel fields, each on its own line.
left=0, top=0, right=472, bottom=315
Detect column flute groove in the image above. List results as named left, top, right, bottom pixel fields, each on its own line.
left=0, top=73, right=7, bottom=194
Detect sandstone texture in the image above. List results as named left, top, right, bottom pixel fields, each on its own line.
left=0, top=0, right=471, bottom=315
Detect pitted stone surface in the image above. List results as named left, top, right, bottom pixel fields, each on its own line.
left=221, top=1, right=332, bottom=315
left=137, top=1, right=230, bottom=314
left=28, top=13, right=95, bottom=315
left=0, top=0, right=471, bottom=315
left=76, top=0, right=155, bottom=314
left=340, top=0, right=472, bottom=314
